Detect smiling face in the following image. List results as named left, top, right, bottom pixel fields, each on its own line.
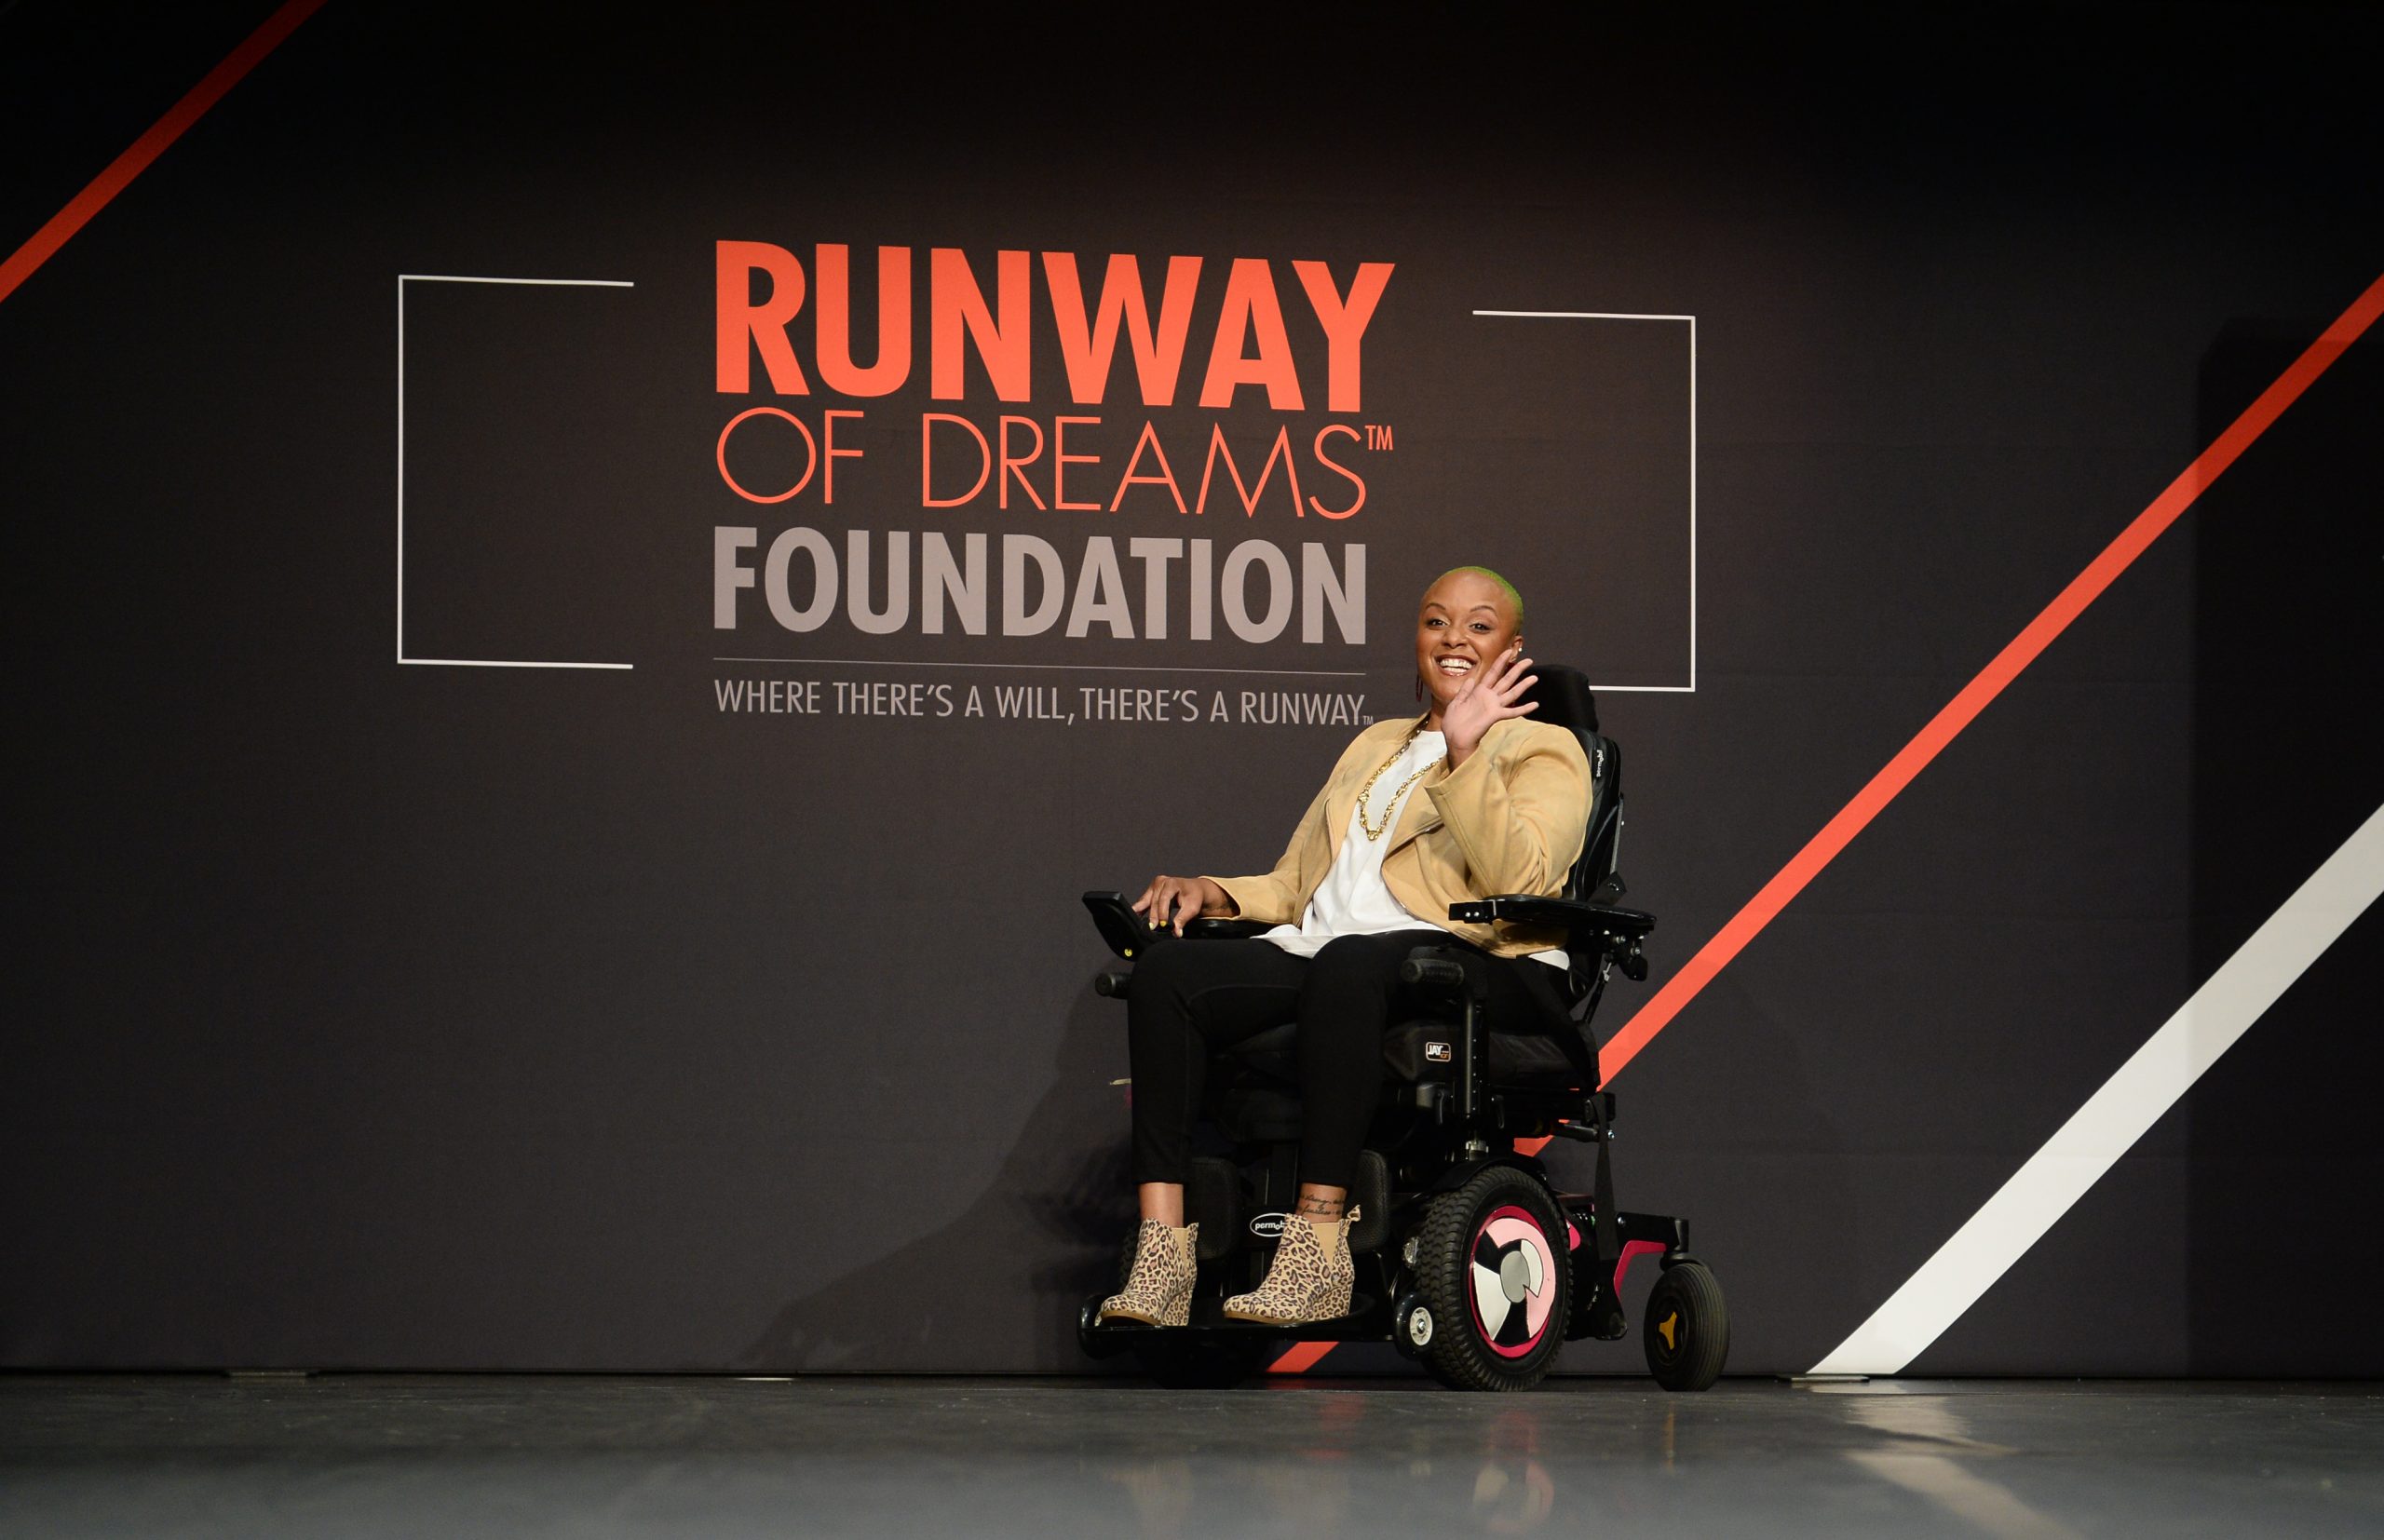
left=1415, top=569, right=1524, bottom=722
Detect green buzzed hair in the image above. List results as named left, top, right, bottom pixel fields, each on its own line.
left=1431, top=566, right=1524, bottom=628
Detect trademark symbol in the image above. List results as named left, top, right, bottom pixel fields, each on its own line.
left=1364, top=424, right=1395, bottom=451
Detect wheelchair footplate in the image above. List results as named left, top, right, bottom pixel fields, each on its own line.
left=1077, top=1293, right=1388, bottom=1358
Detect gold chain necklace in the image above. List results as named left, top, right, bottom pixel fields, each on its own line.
left=1355, top=717, right=1443, bottom=841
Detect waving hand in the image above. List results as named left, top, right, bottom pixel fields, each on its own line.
left=1440, top=642, right=1537, bottom=767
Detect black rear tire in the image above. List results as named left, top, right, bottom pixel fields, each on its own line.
left=1643, top=1260, right=1728, bottom=1391
left=1412, top=1164, right=1570, bottom=1391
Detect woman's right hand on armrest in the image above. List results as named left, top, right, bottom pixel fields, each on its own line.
left=1132, top=875, right=1236, bottom=937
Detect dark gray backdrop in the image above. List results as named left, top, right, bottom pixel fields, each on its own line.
left=5, top=1, right=2378, bottom=1374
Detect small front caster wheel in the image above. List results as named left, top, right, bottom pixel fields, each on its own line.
left=1393, top=1292, right=1436, bottom=1358
left=1643, top=1259, right=1728, bottom=1391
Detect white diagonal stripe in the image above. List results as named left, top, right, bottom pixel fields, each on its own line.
left=1811, top=801, right=2384, bottom=1375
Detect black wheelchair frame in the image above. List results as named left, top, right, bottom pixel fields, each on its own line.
left=1075, top=667, right=1728, bottom=1391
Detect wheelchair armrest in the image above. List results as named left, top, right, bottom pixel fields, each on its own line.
left=1447, top=895, right=1656, bottom=940
left=1184, top=917, right=1272, bottom=939
left=1082, top=889, right=1271, bottom=960
left=1450, top=896, right=1655, bottom=980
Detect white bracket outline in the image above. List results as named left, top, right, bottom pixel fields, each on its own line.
left=397, top=274, right=637, bottom=669
left=1472, top=310, right=1697, bottom=694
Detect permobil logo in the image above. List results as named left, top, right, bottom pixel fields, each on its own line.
left=1248, top=1212, right=1288, bottom=1239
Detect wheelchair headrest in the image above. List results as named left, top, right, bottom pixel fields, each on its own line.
left=1520, top=663, right=1599, bottom=736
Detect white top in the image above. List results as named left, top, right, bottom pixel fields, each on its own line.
left=1258, top=728, right=1566, bottom=969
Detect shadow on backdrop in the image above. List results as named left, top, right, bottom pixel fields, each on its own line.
left=738, top=989, right=1137, bottom=1372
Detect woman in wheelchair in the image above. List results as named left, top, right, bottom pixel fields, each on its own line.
left=1099, top=567, right=1592, bottom=1331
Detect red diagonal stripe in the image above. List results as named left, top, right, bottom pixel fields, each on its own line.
left=0, top=0, right=328, bottom=307
left=1594, top=269, right=2384, bottom=1085
left=1267, top=1341, right=1337, bottom=1373
left=1288, top=270, right=2384, bottom=1371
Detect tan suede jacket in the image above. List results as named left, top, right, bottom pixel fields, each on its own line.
left=1203, top=715, right=1592, bottom=959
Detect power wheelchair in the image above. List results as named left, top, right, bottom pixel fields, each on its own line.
left=1075, top=666, right=1728, bottom=1391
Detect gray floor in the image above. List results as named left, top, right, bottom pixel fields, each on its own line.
left=2, top=1375, right=2378, bottom=1538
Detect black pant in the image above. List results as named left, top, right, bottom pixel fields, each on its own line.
left=1126, top=931, right=1546, bottom=1190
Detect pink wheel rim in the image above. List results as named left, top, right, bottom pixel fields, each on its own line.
left=1468, top=1203, right=1557, bottom=1358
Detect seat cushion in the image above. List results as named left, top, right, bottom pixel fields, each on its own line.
left=1225, top=1021, right=1302, bottom=1083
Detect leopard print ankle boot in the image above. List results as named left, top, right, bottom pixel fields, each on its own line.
left=1098, top=1219, right=1200, bottom=1328
left=1221, top=1207, right=1361, bottom=1326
